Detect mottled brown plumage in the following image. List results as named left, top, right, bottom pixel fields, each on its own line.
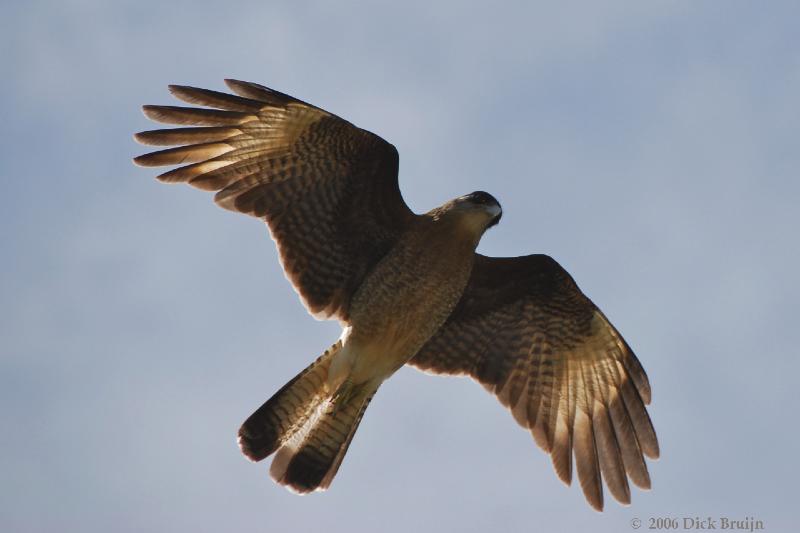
left=411, top=254, right=658, bottom=509
left=134, top=80, right=658, bottom=510
left=135, top=81, right=412, bottom=321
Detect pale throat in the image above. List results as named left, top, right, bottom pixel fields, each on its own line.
left=453, top=211, right=494, bottom=243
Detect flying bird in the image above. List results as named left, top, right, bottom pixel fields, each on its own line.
left=134, top=80, right=659, bottom=511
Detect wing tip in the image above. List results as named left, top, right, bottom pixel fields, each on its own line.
left=223, top=78, right=262, bottom=95
left=614, top=483, right=632, bottom=506
left=141, top=104, right=160, bottom=120
left=587, top=494, right=604, bottom=512
left=213, top=190, right=241, bottom=213
left=223, top=78, right=266, bottom=91
left=166, top=84, right=194, bottom=101
left=640, top=382, right=652, bottom=405
left=555, top=470, right=572, bottom=487
left=132, top=131, right=150, bottom=146
left=644, top=443, right=660, bottom=460
left=131, top=153, right=149, bottom=167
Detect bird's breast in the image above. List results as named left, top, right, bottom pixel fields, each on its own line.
left=342, top=223, right=476, bottom=383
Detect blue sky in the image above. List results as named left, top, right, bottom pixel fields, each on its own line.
left=2, top=1, right=798, bottom=531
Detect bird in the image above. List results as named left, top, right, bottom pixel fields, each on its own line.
left=133, top=79, right=659, bottom=511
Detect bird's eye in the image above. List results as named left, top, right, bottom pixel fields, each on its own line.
left=471, top=193, right=487, bottom=205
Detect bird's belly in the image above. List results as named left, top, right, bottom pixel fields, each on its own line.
left=339, top=253, right=472, bottom=385
left=337, top=312, right=449, bottom=388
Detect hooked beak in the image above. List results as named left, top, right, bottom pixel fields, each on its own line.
left=486, top=203, right=502, bottom=228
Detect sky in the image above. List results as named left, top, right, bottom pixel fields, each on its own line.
left=2, top=1, right=799, bottom=531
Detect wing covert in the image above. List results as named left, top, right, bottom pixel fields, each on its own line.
left=134, top=80, right=415, bottom=322
left=410, top=254, right=658, bottom=511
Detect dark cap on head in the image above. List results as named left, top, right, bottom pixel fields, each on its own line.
left=465, top=191, right=502, bottom=228
left=466, top=191, right=500, bottom=208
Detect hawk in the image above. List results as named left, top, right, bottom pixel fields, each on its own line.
left=134, top=80, right=658, bottom=511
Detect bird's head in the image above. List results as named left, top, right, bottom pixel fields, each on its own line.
left=466, top=191, right=503, bottom=228
left=436, top=191, right=502, bottom=236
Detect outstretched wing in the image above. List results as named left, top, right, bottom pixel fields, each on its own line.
left=410, top=254, right=658, bottom=511
left=134, top=80, right=415, bottom=321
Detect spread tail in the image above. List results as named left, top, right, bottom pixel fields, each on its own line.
left=237, top=342, right=339, bottom=462
left=237, top=341, right=378, bottom=493
left=270, top=380, right=377, bottom=493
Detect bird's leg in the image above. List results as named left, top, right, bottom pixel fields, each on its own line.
left=330, top=379, right=357, bottom=415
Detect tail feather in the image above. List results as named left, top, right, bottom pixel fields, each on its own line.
left=237, top=342, right=339, bottom=462
left=238, top=341, right=379, bottom=493
left=270, top=382, right=377, bottom=493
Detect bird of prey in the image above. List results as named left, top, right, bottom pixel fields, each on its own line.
left=133, top=80, right=658, bottom=511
